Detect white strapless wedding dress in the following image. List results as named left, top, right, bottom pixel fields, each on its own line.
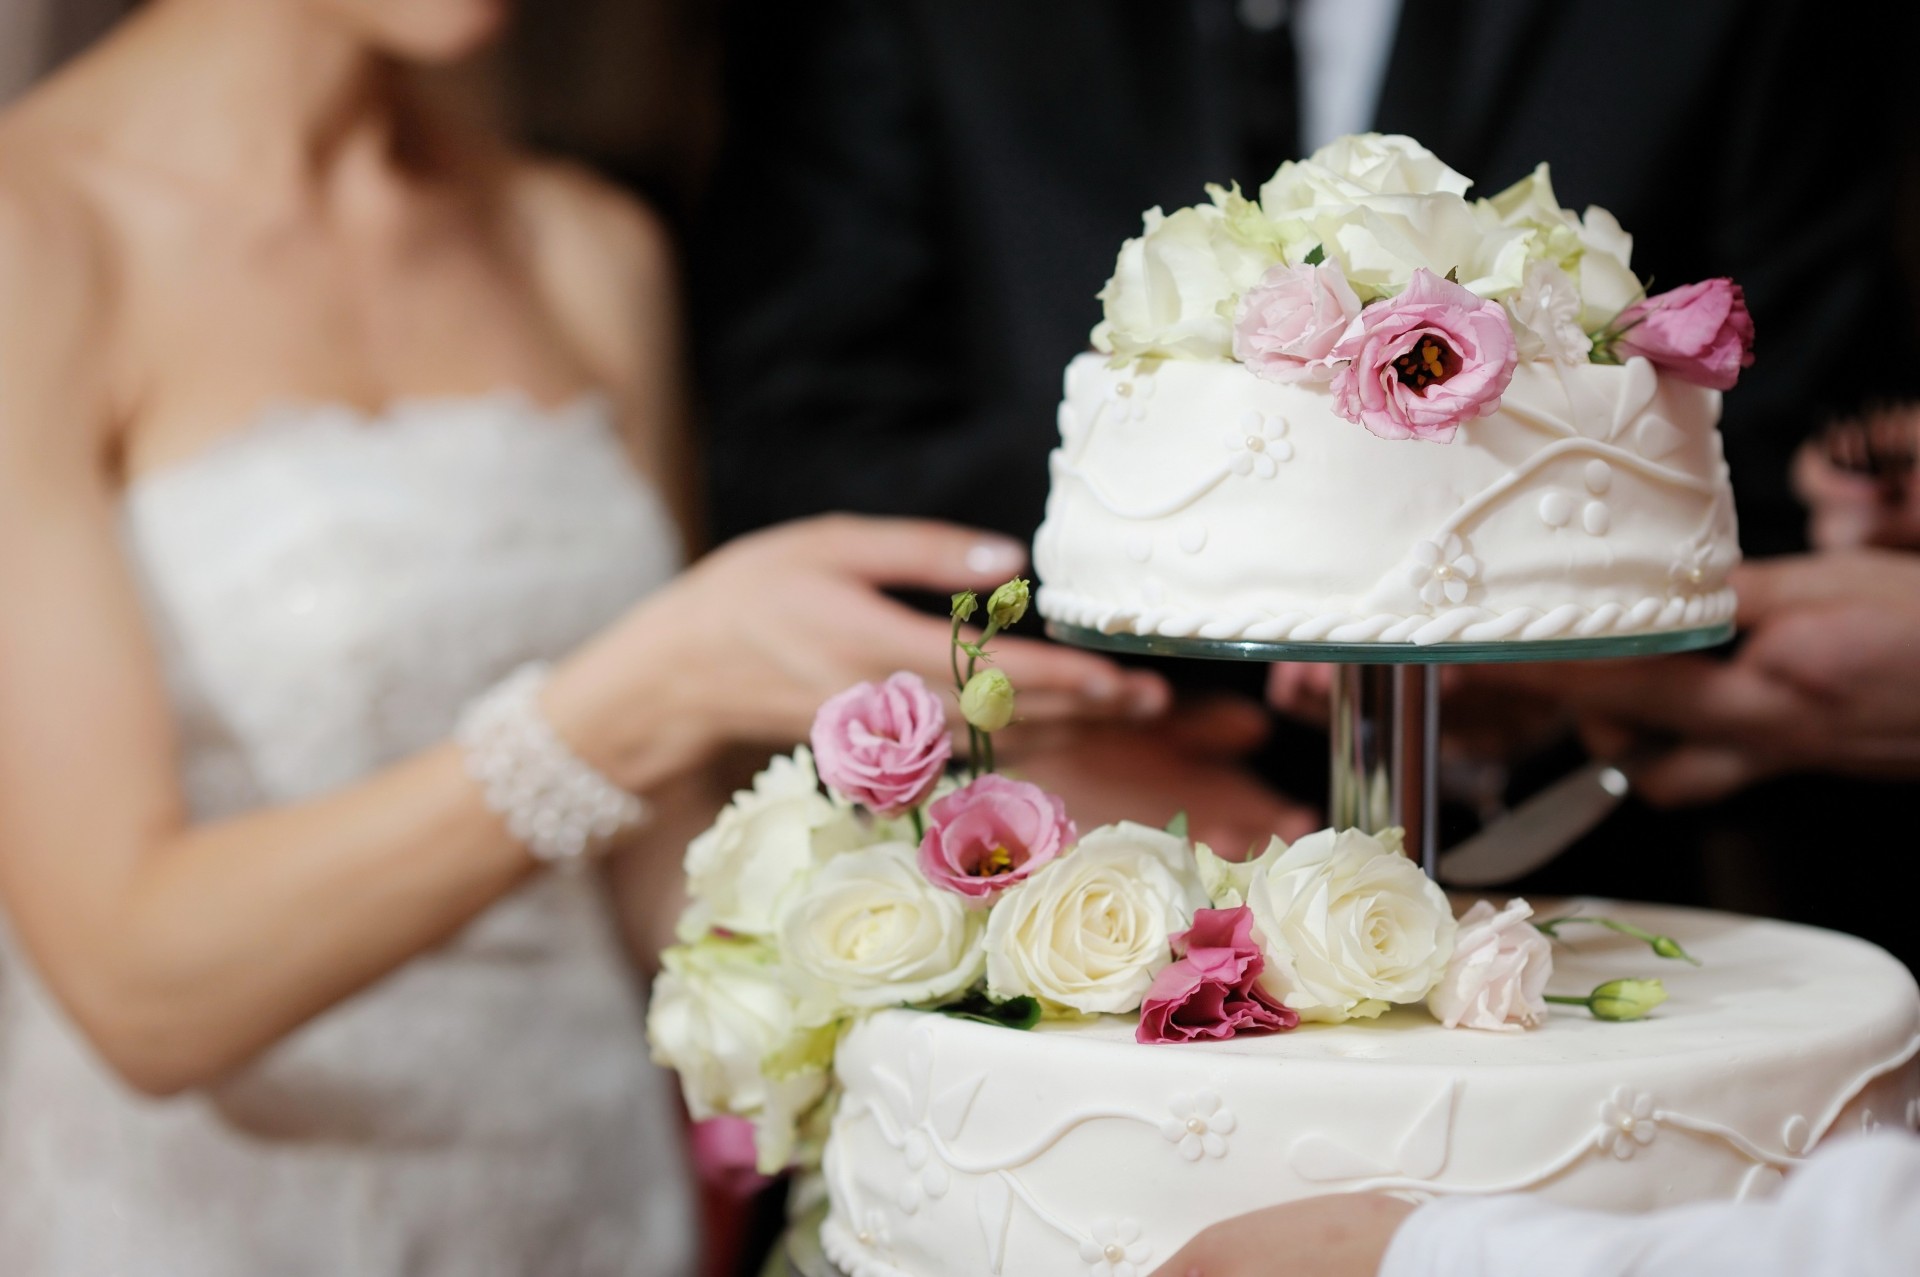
left=0, top=394, right=696, bottom=1276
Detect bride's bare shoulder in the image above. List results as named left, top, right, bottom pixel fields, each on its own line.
left=0, top=124, right=116, bottom=412
left=501, top=154, right=679, bottom=387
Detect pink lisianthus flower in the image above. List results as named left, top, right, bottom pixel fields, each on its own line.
left=1137, top=906, right=1299, bottom=1044
left=918, top=774, right=1074, bottom=902
left=810, top=672, right=950, bottom=816
left=1426, top=899, right=1553, bottom=1032
left=1328, top=269, right=1519, bottom=443
left=1232, top=262, right=1363, bottom=384
left=1614, top=278, right=1754, bottom=391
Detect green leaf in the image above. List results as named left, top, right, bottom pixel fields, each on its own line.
left=935, top=992, right=1043, bottom=1031
left=1444, top=265, right=1461, bottom=284
left=1164, top=811, right=1190, bottom=839
left=1303, top=243, right=1326, bottom=267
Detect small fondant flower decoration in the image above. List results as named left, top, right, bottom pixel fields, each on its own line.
left=1159, top=1091, right=1238, bottom=1160
left=1595, top=1087, right=1659, bottom=1160
left=810, top=672, right=951, bottom=817
left=1329, top=268, right=1519, bottom=442
left=1611, top=278, right=1754, bottom=391
left=1080, top=1218, right=1152, bottom=1277
left=1137, top=906, right=1298, bottom=1044
left=1232, top=261, right=1364, bottom=384
left=1223, top=412, right=1292, bottom=477
left=1409, top=534, right=1480, bottom=607
left=918, top=774, right=1075, bottom=902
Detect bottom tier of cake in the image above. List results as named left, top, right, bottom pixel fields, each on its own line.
left=818, top=900, right=1920, bottom=1277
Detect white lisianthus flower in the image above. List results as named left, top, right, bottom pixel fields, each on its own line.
left=1427, top=898, right=1553, bottom=1032
left=1507, top=261, right=1593, bottom=364
left=678, top=748, right=871, bottom=942
left=1094, top=203, right=1276, bottom=363
left=1574, top=205, right=1641, bottom=332
left=986, top=821, right=1209, bottom=1016
left=1241, top=827, right=1456, bottom=1023
left=646, top=936, right=832, bottom=1172
left=777, top=842, right=987, bottom=1023
left=1257, top=135, right=1529, bottom=301
left=1480, top=163, right=1586, bottom=272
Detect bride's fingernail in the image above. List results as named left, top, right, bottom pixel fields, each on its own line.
left=1128, top=683, right=1168, bottom=718
left=966, top=540, right=1025, bottom=575
left=1083, top=674, right=1120, bottom=702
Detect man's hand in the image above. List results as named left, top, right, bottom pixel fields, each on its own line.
left=1149, top=1194, right=1415, bottom=1277
left=1001, top=696, right=1321, bottom=857
left=1478, top=551, right=1920, bottom=805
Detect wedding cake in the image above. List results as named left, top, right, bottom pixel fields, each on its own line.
left=646, top=137, right=1918, bottom=1277
left=1034, top=135, right=1746, bottom=645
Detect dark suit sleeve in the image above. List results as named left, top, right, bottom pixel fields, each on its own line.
left=690, top=0, right=989, bottom=541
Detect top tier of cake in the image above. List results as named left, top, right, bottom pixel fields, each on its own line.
left=1035, top=351, right=1739, bottom=645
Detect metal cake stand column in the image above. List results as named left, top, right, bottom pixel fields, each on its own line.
left=1041, top=622, right=1735, bottom=871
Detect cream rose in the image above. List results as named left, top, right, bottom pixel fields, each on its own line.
left=1241, top=828, right=1456, bottom=1023
left=1254, top=135, right=1530, bottom=301
left=1093, top=203, right=1275, bottom=363
left=645, top=936, right=831, bottom=1173
left=1506, top=260, right=1592, bottom=364
left=1575, top=205, right=1640, bottom=331
left=1427, top=898, right=1553, bottom=1032
left=985, top=822, right=1209, bottom=1016
left=777, top=842, right=986, bottom=1022
left=678, top=748, right=869, bottom=942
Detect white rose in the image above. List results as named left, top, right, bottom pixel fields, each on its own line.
left=777, top=842, right=986, bottom=1022
left=1507, top=260, right=1593, bottom=364
left=986, top=822, right=1208, bottom=1016
left=1263, top=133, right=1474, bottom=204
left=1258, top=138, right=1528, bottom=300
left=1242, top=828, right=1456, bottom=1023
left=1426, top=898, right=1553, bottom=1033
left=679, top=747, right=871, bottom=942
left=646, top=937, right=830, bottom=1142
left=1093, top=203, right=1275, bottom=362
left=1480, top=163, right=1585, bottom=271
left=1575, top=205, right=1640, bottom=331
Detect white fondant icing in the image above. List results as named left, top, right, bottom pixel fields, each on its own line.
left=1034, top=355, right=1739, bottom=644
left=822, top=902, right=1920, bottom=1277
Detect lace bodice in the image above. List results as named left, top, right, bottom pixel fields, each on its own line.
left=0, top=394, right=695, bottom=1276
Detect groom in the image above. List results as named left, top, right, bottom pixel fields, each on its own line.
left=687, top=0, right=1920, bottom=928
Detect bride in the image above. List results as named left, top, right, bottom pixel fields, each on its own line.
left=0, top=0, right=1167, bottom=1272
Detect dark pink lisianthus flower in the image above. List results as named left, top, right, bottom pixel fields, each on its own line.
left=810, top=672, right=950, bottom=816
left=1137, top=906, right=1299, bottom=1044
left=917, top=774, right=1074, bottom=901
left=1329, top=269, right=1518, bottom=443
left=1615, top=278, right=1754, bottom=391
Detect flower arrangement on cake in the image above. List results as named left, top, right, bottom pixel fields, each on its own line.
left=1093, top=132, right=1754, bottom=441
left=646, top=583, right=1694, bottom=1174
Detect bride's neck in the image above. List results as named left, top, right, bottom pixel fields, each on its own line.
left=87, top=0, right=426, bottom=207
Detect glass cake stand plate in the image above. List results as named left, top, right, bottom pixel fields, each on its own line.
left=1045, top=620, right=1734, bottom=875
left=1042, top=621, right=1734, bottom=665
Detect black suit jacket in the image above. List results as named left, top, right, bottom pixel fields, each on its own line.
left=693, top=0, right=1916, bottom=558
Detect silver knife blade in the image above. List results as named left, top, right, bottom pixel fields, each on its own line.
left=1436, top=759, right=1632, bottom=887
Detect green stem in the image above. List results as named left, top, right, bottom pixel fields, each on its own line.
left=1536, top=916, right=1700, bottom=965
left=949, top=615, right=966, bottom=695
left=1543, top=995, right=1592, bottom=1007
left=910, top=807, right=926, bottom=840
left=982, top=730, right=996, bottom=775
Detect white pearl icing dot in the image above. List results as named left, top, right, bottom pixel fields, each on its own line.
left=1104, top=1244, right=1126, bottom=1263
left=1245, top=435, right=1265, bottom=451
left=1539, top=492, right=1573, bottom=527
left=1186, top=1117, right=1207, bottom=1134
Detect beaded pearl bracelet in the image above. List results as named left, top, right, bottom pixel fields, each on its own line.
left=456, top=662, right=646, bottom=863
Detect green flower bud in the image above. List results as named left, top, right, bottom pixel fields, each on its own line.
left=1588, top=978, right=1667, bottom=1022
left=985, top=578, right=1030, bottom=628
left=1649, top=935, right=1699, bottom=965
left=960, top=668, right=1016, bottom=733
left=951, top=591, right=979, bottom=624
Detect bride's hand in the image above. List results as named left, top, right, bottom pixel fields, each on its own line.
left=546, top=515, right=1169, bottom=786
left=1148, top=1194, right=1415, bottom=1277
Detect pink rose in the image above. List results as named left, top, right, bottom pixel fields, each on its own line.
left=1615, top=278, right=1754, bottom=391
left=1329, top=268, right=1518, bottom=443
left=688, top=1116, right=772, bottom=1200
left=810, top=672, right=950, bottom=816
left=917, top=774, right=1074, bottom=901
left=1232, top=262, right=1363, bottom=384
left=1137, top=906, right=1299, bottom=1044
left=1426, top=898, right=1553, bottom=1032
